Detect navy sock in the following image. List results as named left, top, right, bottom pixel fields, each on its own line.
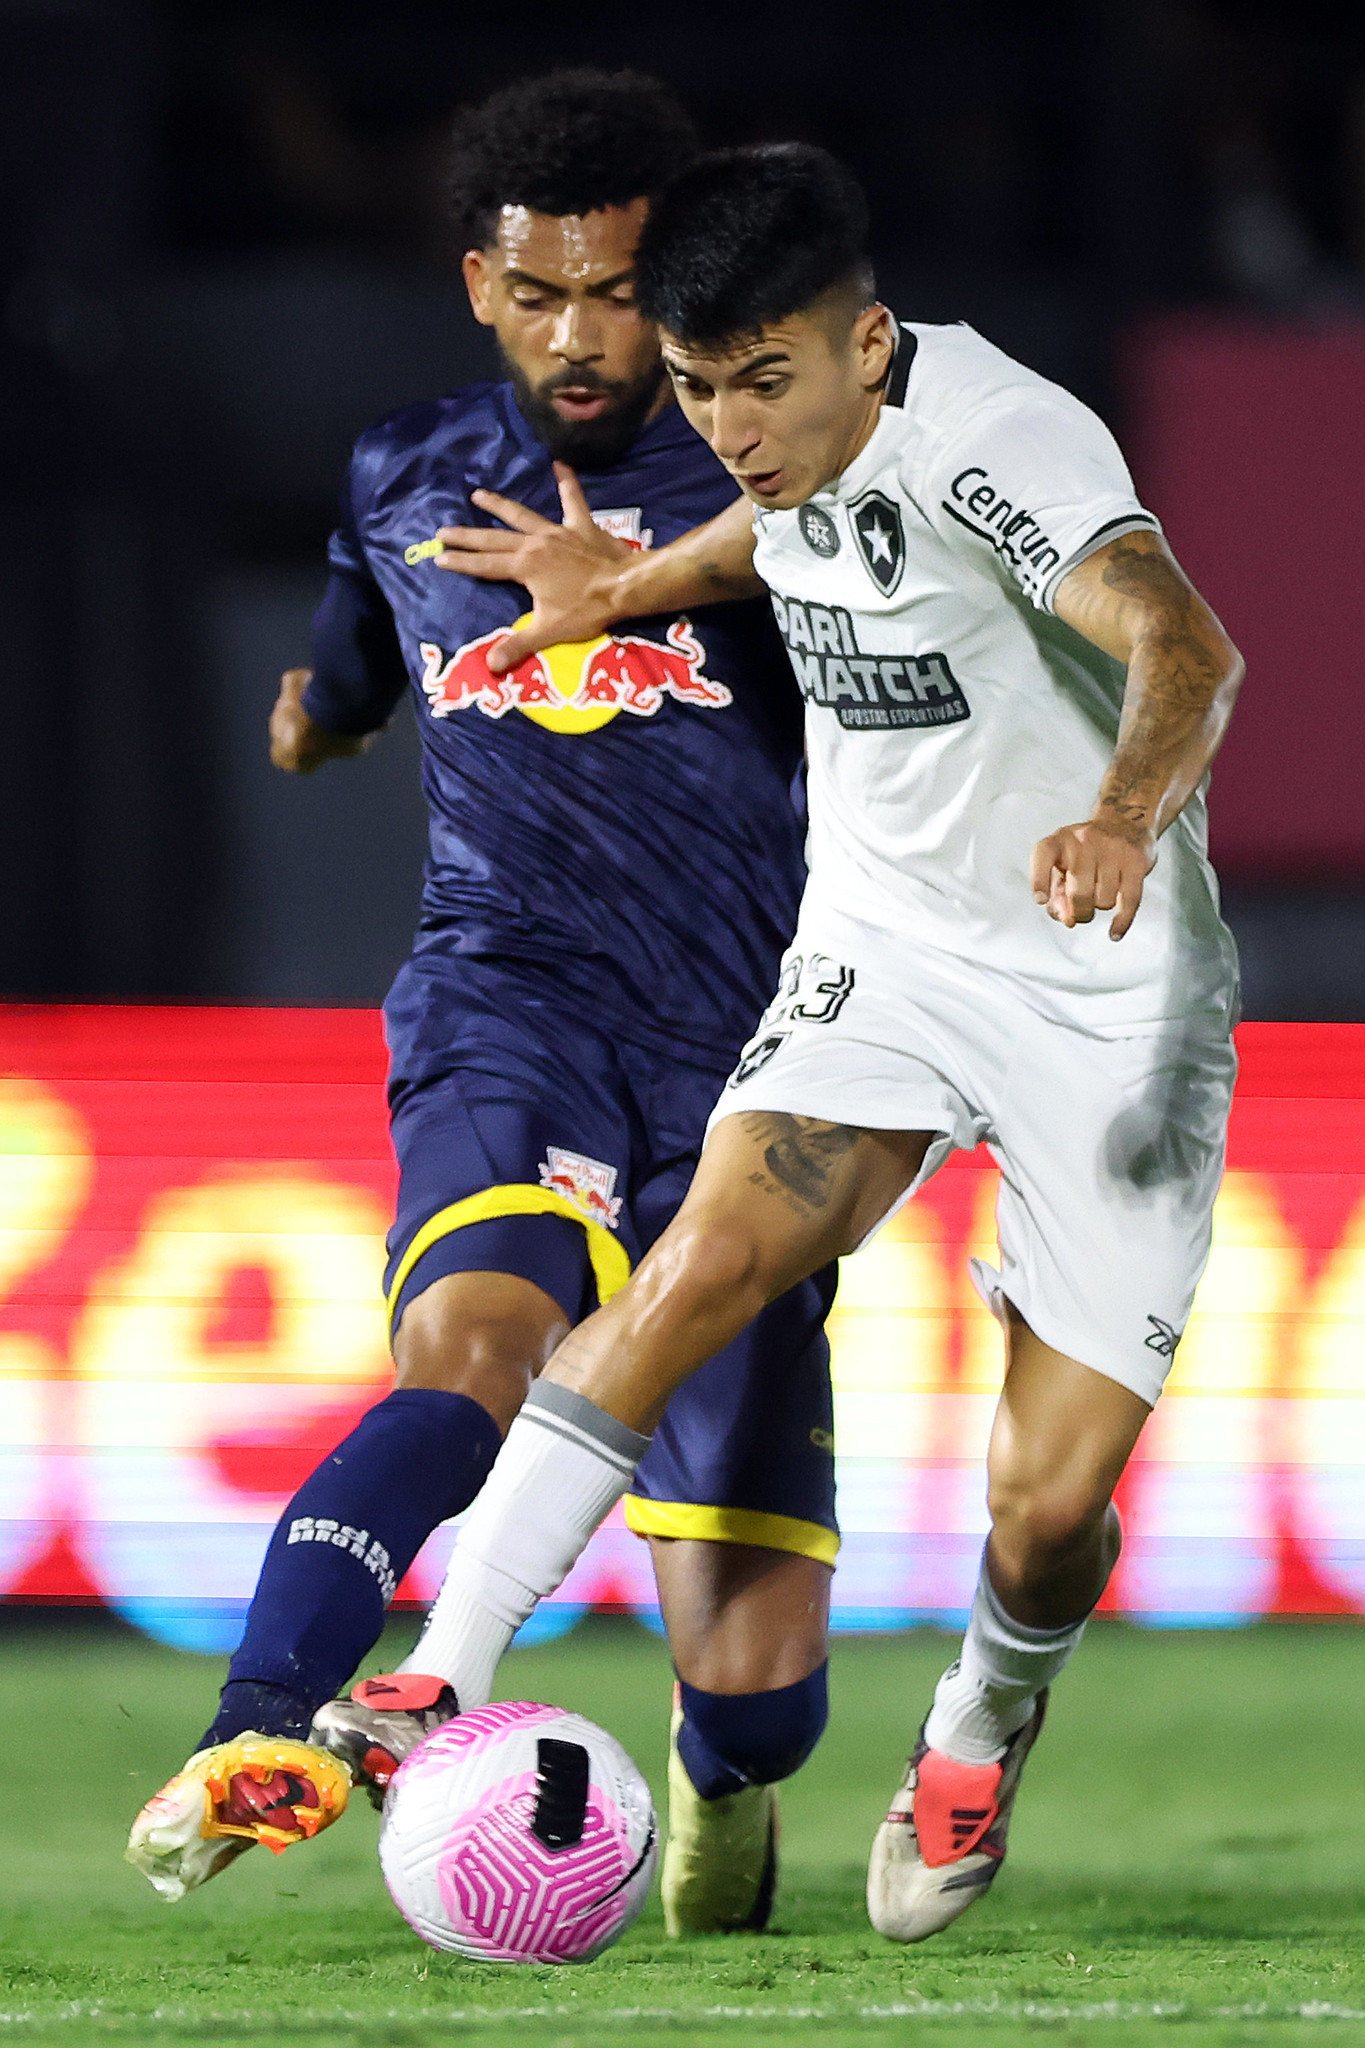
left=201, top=1388, right=501, bottom=1747
left=676, top=1664, right=829, bottom=1800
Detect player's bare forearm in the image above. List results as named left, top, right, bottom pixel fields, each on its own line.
left=533, top=497, right=759, bottom=628
left=433, top=467, right=761, bottom=672
left=1068, top=531, right=1242, bottom=838
left=618, top=496, right=765, bottom=611
left=1037, top=531, right=1242, bottom=937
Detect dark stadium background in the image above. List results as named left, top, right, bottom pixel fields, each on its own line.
left=4, top=0, right=1364, bottom=1015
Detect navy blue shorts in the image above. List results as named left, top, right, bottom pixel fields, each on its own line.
left=383, top=955, right=838, bottom=1565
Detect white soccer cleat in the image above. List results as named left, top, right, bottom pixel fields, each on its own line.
left=867, top=1692, right=1046, bottom=1944
left=309, top=1672, right=460, bottom=1808
left=126, top=1733, right=350, bottom=1901
left=661, top=1688, right=778, bottom=1936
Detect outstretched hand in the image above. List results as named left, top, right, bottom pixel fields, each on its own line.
left=1030, top=818, right=1156, bottom=940
left=435, top=463, right=631, bottom=674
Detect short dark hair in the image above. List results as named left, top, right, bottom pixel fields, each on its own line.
left=635, top=143, right=875, bottom=348
left=448, top=69, right=699, bottom=249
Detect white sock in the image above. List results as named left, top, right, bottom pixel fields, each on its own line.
left=400, top=1380, right=649, bottom=1709
left=923, top=1564, right=1089, bottom=1765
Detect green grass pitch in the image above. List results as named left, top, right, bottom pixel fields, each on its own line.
left=2, top=1612, right=1365, bottom=2047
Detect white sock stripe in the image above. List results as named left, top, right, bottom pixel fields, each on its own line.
left=961, top=1574, right=1090, bottom=1694
left=518, top=1406, right=639, bottom=1477
left=523, top=1379, right=650, bottom=1464
left=978, top=1565, right=1087, bottom=1649
left=926, top=1558, right=1093, bottom=1764
left=401, top=1381, right=640, bottom=1708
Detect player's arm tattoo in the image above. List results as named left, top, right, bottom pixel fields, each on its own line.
left=740, top=1112, right=867, bottom=1212
left=1099, top=542, right=1223, bottom=828
left=1059, top=532, right=1243, bottom=840
left=692, top=553, right=762, bottom=601
left=659, top=495, right=765, bottom=606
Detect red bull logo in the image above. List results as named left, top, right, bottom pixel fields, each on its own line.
left=590, top=506, right=653, bottom=550
left=418, top=617, right=733, bottom=736
left=537, top=1147, right=623, bottom=1230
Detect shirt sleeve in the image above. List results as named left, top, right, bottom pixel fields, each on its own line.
left=920, top=388, right=1160, bottom=614
left=301, top=476, right=410, bottom=737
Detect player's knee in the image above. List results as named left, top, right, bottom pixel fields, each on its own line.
left=676, top=1665, right=828, bottom=1798
left=987, top=1474, right=1110, bottom=1580
left=652, top=1213, right=776, bottom=1321
left=392, top=1272, right=568, bottom=1431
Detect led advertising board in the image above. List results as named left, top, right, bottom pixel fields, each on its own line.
left=2, top=1007, right=1362, bottom=1649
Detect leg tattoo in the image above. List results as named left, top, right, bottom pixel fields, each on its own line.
left=741, top=1114, right=867, bottom=1212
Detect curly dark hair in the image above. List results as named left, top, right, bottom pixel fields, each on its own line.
left=449, top=69, right=699, bottom=249
left=636, top=143, right=875, bottom=347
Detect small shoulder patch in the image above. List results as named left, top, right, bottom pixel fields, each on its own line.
left=798, top=503, right=840, bottom=558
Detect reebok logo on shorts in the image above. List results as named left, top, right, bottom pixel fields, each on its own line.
left=1144, top=1315, right=1180, bottom=1358
left=770, top=593, right=970, bottom=732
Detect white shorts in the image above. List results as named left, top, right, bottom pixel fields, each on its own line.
left=709, top=907, right=1237, bottom=1407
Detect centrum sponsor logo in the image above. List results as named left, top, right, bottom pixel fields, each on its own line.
left=770, top=592, right=970, bottom=731
left=942, top=467, right=1061, bottom=591
left=418, top=617, right=732, bottom=735
left=538, top=1147, right=623, bottom=1230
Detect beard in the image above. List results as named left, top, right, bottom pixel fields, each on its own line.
left=504, top=354, right=667, bottom=470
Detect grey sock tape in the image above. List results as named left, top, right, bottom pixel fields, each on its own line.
left=524, top=1378, right=651, bottom=1466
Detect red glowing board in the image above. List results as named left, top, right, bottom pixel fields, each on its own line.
left=1, top=1006, right=1363, bottom=1648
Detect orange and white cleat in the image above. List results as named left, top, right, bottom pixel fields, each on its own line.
left=125, top=1733, right=350, bottom=1901
left=866, top=1693, right=1046, bottom=1943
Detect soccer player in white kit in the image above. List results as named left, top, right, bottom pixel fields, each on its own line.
left=339, top=143, right=1244, bottom=1942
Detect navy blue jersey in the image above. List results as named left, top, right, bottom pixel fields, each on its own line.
left=303, top=383, right=807, bottom=1065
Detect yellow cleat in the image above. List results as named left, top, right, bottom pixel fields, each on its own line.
left=125, top=1733, right=350, bottom=1901
left=661, top=1689, right=778, bottom=1937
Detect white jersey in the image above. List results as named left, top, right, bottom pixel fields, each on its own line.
left=751, top=321, right=1238, bottom=1029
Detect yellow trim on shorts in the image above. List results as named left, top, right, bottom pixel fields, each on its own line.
left=386, top=1184, right=633, bottom=1338
left=622, top=1496, right=840, bottom=1565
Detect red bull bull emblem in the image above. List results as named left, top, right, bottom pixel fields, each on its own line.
left=538, top=1147, right=623, bottom=1230
left=418, top=617, right=733, bottom=736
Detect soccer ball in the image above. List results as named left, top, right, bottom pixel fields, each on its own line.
left=378, top=1700, right=658, bottom=1963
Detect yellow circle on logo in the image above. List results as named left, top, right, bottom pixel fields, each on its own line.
left=509, top=614, right=622, bottom=734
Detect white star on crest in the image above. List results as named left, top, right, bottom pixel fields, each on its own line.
left=862, top=515, right=895, bottom=565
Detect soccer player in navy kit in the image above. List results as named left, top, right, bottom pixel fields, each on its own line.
left=127, top=73, right=835, bottom=1935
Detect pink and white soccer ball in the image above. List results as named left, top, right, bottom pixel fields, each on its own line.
left=378, top=1701, right=658, bottom=1964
